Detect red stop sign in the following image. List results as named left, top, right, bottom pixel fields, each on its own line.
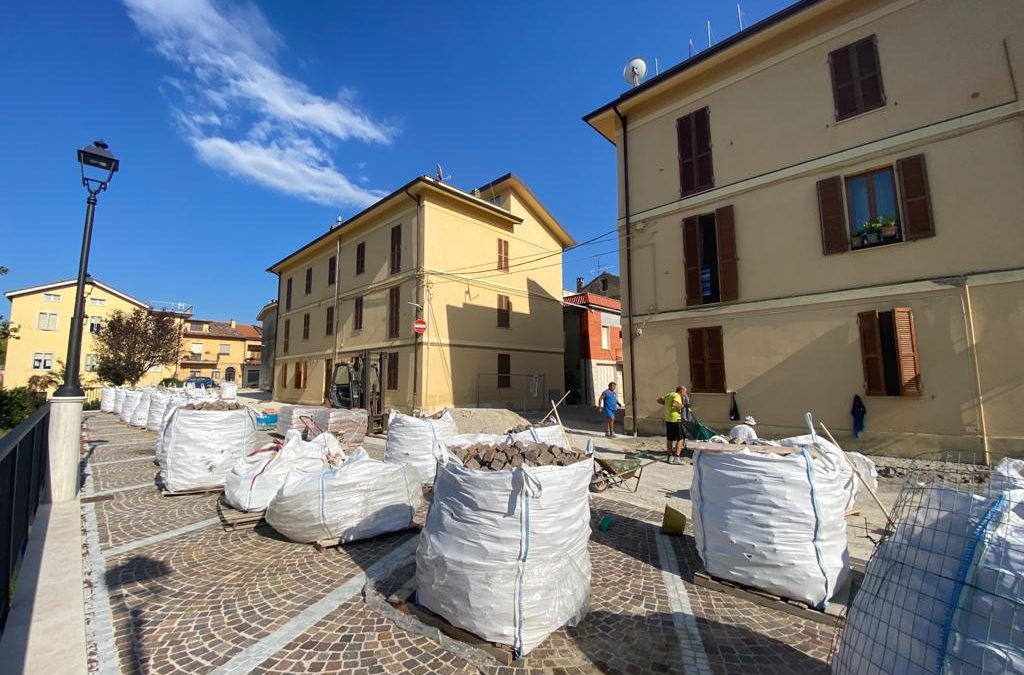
left=413, top=318, right=427, bottom=334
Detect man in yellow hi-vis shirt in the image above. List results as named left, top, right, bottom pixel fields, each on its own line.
left=657, top=386, right=688, bottom=464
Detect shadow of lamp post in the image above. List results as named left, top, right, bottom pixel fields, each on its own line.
left=48, top=141, right=119, bottom=503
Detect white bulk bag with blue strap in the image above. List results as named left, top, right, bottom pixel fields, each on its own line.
left=129, top=389, right=153, bottom=427
left=100, top=387, right=116, bottom=413
left=158, top=406, right=258, bottom=492
left=384, top=410, right=459, bottom=484
left=265, top=447, right=421, bottom=543
left=416, top=446, right=593, bottom=656
left=691, top=433, right=852, bottom=607
left=223, top=430, right=339, bottom=513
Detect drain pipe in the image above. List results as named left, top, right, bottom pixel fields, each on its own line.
left=405, top=186, right=424, bottom=413
left=613, top=105, right=639, bottom=437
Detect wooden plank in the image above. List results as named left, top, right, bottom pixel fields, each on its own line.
left=693, top=571, right=843, bottom=628
left=216, top=499, right=265, bottom=531
left=388, top=592, right=513, bottom=666
left=161, top=486, right=223, bottom=497
left=314, top=523, right=421, bottom=551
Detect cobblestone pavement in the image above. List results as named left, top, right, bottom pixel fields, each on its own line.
left=80, top=412, right=833, bottom=674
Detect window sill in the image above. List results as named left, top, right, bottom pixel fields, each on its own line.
left=848, top=236, right=906, bottom=254
left=831, top=103, right=887, bottom=127
left=679, top=186, right=715, bottom=200
left=690, top=390, right=728, bottom=395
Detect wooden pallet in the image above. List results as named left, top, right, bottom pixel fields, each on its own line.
left=693, top=570, right=846, bottom=627
left=217, top=499, right=265, bottom=531
left=313, top=523, right=420, bottom=552
left=161, top=485, right=223, bottom=497
left=387, top=583, right=515, bottom=665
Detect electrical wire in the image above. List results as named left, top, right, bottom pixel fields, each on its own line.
left=429, top=248, right=619, bottom=285
left=433, top=228, right=618, bottom=277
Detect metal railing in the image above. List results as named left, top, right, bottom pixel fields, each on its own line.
left=0, top=402, right=50, bottom=635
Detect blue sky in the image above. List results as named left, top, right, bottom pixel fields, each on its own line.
left=1, top=0, right=790, bottom=322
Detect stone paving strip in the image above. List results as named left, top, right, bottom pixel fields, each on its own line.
left=88, top=483, right=157, bottom=498
left=102, top=517, right=222, bottom=557
left=656, top=532, right=713, bottom=675
left=90, top=455, right=158, bottom=466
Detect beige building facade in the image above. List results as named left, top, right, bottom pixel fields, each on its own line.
left=585, top=0, right=1024, bottom=461
left=177, top=318, right=262, bottom=387
left=268, top=174, right=573, bottom=413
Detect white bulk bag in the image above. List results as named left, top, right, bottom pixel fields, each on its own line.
left=327, top=408, right=368, bottom=446
left=834, top=477, right=1024, bottom=675
left=265, top=448, right=421, bottom=544
left=223, top=431, right=340, bottom=513
left=509, top=424, right=571, bottom=450
left=219, top=382, right=237, bottom=401
left=691, top=437, right=851, bottom=607
left=445, top=433, right=513, bottom=448
left=158, top=407, right=258, bottom=492
left=120, top=390, right=142, bottom=424
left=100, top=387, right=116, bottom=413
left=146, top=390, right=171, bottom=431
left=113, top=388, right=128, bottom=415
left=384, top=410, right=459, bottom=484
left=416, top=450, right=593, bottom=656
left=154, top=395, right=188, bottom=464
left=129, top=389, right=153, bottom=427
left=276, top=405, right=332, bottom=437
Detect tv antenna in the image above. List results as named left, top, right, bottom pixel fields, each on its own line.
left=435, top=163, right=451, bottom=183
left=737, top=4, right=745, bottom=30
left=622, top=57, right=648, bottom=87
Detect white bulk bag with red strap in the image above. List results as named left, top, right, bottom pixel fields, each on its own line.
left=223, top=431, right=340, bottom=513
left=276, top=405, right=332, bottom=438
left=384, top=410, right=459, bottom=484
left=415, top=447, right=593, bottom=656
left=265, top=448, right=421, bottom=544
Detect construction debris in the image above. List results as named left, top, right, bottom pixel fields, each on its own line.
left=446, top=441, right=587, bottom=471
left=444, top=408, right=529, bottom=435
left=183, top=400, right=245, bottom=411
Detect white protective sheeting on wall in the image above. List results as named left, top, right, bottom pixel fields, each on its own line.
left=158, top=407, right=258, bottom=492
left=276, top=405, right=332, bottom=437
left=509, top=424, right=571, bottom=450
left=129, top=389, right=153, bottom=427
left=265, top=448, right=421, bottom=543
left=692, top=435, right=854, bottom=607
left=223, top=430, right=340, bottom=513
left=416, top=449, right=593, bottom=656
left=119, top=390, right=143, bottom=424
left=112, top=388, right=127, bottom=415
left=384, top=410, right=460, bottom=484
left=100, top=387, right=116, bottom=412
left=834, top=459, right=1024, bottom=675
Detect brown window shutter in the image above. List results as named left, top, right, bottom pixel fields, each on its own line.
left=387, top=352, right=399, bottom=390
left=857, top=310, right=886, bottom=395
left=388, top=287, right=400, bottom=338
left=356, top=242, right=365, bottom=275
left=694, top=108, right=714, bottom=191
left=302, top=313, right=310, bottom=339
left=683, top=216, right=702, bottom=306
left=817, top=177, right=849, bottom=255
left=497, top=294, right=510, bottom=328
left=354, top=297, right=363, bottom=330
left=285, top=277, right=293, bottom=310
left=715, top=205, right=738, bottom=302
left=281, top=363, right=287, bottom=388
left=829, top=45, right=857, bottom=119
left=897, top=155, right=935, bottom=241
left=677, top=115, right=695, bottom=196
left=893, top=307, right=922, bottom=396
left=497, top=353, right=511, bottom=389
left=326, top=306, right=334, bottom=335
left=687, top=328, right=707, bottom=391
left=856, top=37, right=885, bottom=110
left=706, top=326, right=726, bottom=392
left=391, top=225, right=402, bottom=274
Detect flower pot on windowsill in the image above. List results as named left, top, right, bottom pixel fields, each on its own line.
left=880, top=225, right=898, bottom=239
left=851, top=235, right=866, bottom=248
left=864, top=232, right=881, bottom=244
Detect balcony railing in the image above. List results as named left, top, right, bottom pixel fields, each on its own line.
left=0, top=402, right=50, bottom=635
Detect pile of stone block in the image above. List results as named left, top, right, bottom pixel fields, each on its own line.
left=183, top=401, right=245, bottom=411
left=447, top=440, right=587, bottom=471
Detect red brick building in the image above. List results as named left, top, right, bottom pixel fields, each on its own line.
left=562, top=292, right=623, bottom=405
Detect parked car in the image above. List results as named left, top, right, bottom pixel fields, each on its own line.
left=183, top=376, right=215, bottom=389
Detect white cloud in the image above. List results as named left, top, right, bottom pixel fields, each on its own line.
left=123, top=0, right=394, bottom=207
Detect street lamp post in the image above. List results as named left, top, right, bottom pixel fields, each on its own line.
left=48, top=141, right=119, bottom=502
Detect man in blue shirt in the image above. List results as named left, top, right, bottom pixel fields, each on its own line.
left=598, top=382, right=622, bottom=437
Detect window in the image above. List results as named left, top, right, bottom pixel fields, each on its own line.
left=688, top=327, right=725, bottom=393
left=89, top=316, right=102, bottom=334
left=304, top=267, right=313, bottom=294
left=355, top=242, right=366, bottom=275
left=88, top=298, right=106, bottom=306
left=219, top=343, right=231, bottom=355
left=190, top=369, right=201, bottom=378
left=327, top=255, right=337, bottom=285
left=324, top=358, right=333, bottom=397
left=858, top=308, right=921, bottom=396
left=212, top=370, right=222, bottom=380
left=390, top=225, right=402, bottom=274
left=601, top=326, right=610, bottom=350
left=36, top=312, right=58, bottom=331
left=676, top=107, right=714, bottom=197
left=601, top=278, right=609, bottom=293
left=497, top=353, right=511, bottom=389
left=302, top=313, right=310, bottom=340
left=817, top=154, right=934, bottom=255
left=497, top=294, right=511, bottom=328
left=388, top=286, right=400, bottom=338
left=354, top=297, right=364, bottom=331
left=497, top=238, right=509, bottom=272
left=682, top=205, right=738, bottom=306
left=294, top=361, right=306, bottom=389
left=32, top=352, right=54, bottom=370
left=283, top=319, right=290, bottom=353
left=85, top=354, right=98, bottom=372
left=280, top=363, right=288, bottom=388
left=189, top=321, right=204, bottom=332
left=829, top=36, right=884, bottom=120
left=43, top=293, right=61, bottom=302
left=386, top=352, right=399, bottom=390
left=326, top=306, right=334, bottom=335
left=490, top=194, right=503, bottom=207
left=285, top=277, right=293, bottom=311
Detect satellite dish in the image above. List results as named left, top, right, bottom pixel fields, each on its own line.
left=623, top=57, right=648, bottom=87
left=436, top=163, right=444, bottom=182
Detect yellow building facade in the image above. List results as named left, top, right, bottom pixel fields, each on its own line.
left=177, top=318, right=262, bottom=387
left=268, top=174, right=574, bottom=413
left=585, top=0, right=1024, bottom=461
left=3, top=279, right=180, bottom=390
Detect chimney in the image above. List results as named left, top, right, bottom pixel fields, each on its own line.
left=230, top=318, right=236, bottom=328
left=576, top=277, right=584, bottom=292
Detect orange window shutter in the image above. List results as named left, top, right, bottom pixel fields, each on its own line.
left=857, top=311, right=886, bottom=396
left=893, top=307, right=922, bottom=396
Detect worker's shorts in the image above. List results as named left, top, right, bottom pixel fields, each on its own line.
left=665, top=421, right=684, bottom=442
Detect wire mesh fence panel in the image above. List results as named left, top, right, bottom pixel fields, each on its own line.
left=475, top=373, right=547, bottom=414
left=832, top=452, right=1024, bottom=675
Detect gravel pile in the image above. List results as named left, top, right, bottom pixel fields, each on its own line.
left=448, top=441, right=588, bottom=471
left=183, top=401, right=245, bottom=411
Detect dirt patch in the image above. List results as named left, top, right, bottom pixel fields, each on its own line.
left=446, top=408, right=530, bottom=435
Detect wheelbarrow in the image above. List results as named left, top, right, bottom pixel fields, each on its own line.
left=590, top=457, right=655, bottom=493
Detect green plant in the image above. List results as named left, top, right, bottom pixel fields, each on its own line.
left=160, top=377, right=183, bottom=387
left=0, top=387, right=33, bottom=429
left=863, top=215, right=896, bottom=233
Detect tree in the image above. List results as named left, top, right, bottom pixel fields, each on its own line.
left=94, top=309, right=183, bottom=386
left=0, top=265, right=18, bottom=364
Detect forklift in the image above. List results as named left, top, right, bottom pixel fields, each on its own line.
left=328, top=351, right=387, bottom=434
